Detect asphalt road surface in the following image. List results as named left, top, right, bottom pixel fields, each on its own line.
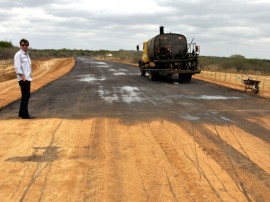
left=0, top=57, right=269, bottom=201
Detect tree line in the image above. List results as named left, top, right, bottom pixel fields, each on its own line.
left=199, top=55, right=270, bottom=74
left=1, top=40, right=269, bottom=74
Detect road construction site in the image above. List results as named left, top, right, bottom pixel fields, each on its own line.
left=0, top=57, right=269, bottom=201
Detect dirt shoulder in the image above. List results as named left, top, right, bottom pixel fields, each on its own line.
left=0, top=57, right=75, bottom=108
left=193, top=74, right=270, bottom=99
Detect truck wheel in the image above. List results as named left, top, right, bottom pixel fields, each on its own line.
left=139, top=61, right=146, bottom=76
left=149, top=72, right=155, bottom=80
left=179, top=73, right=192, bottom=82
left=185, top=74, right=192, bottom=81
left=140, top=68, right=146, bottom=76
left=149, top=71, right=159, bottom=81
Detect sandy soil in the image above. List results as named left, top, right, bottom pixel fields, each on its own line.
left=193, top=74, right=270, bottom=99
left=0, top=58, right=75, bottom=108
left=0, top=58, right=269, bottom=201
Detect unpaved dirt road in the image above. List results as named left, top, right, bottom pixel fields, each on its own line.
left=0, top=57, right=269, bottom=202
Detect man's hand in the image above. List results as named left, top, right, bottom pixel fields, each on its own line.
left=21, top=74, right=26, bottom=81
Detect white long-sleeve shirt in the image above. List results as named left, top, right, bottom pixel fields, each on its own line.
left=14, top=49, right=32, bottom=81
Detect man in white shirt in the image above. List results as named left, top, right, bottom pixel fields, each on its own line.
left=14, top=39, right=35, bottom=119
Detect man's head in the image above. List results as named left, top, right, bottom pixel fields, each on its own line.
left=20, top=39, right=29, bottom=51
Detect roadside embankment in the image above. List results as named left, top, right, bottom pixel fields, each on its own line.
left=0, top=57, right=75, bottom=108
left=194, top=71, right=270, bottom=98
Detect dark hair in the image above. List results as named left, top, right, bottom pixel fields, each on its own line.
left=20, top=39, right=29, bottom=46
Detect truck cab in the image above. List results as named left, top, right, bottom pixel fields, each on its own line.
left=142, top=41, right=149, bottom=64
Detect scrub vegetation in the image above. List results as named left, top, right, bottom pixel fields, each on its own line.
left=1, top=40, right=269, bottom=75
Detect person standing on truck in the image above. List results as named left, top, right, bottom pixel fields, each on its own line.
left=14, top=39, right=35, bottom=119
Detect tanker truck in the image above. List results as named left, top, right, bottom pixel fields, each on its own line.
left=136, top=26, right=201, bottom=81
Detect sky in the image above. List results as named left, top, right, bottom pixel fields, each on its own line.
left=0, top=0, right=270, bottom=59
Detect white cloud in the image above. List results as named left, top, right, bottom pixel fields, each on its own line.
left=0, top=0, right=270, bottom=59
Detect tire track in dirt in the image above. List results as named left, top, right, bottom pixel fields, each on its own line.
left=126, top=119, right=253, bottom=201
left=164, top=121, right=252, bottom=201
left=75, top=118, right=106, bottom=201
left=125, top=120, right=173, bottom=201
left=4, top=119, right=62, bottom=201
left=148, top=120, right=221, bottom=201
left=184, top=122, right=270, bottom=201
left=211, top=123, right=270, bottom=175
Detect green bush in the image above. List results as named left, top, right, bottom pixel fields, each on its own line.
left=0, top=41, right=13, bottom=48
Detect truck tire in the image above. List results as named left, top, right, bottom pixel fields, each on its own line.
left=140, top=68, right=146, bottom=76
left=149, top=72, right=155, bottom=80
left=139, top=61, right=146, bottom=76
left=179, top=73, right=192, bottom=82
left=149, top=71, right=159, bottom=81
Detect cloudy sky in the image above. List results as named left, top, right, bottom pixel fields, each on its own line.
left=0, top=0, right=270, bottom=59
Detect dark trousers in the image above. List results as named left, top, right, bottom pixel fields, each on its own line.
left=19, top=80, right=31, bottom=117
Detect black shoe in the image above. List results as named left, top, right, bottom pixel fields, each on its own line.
left=22, top=115, right=36, bottom=119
